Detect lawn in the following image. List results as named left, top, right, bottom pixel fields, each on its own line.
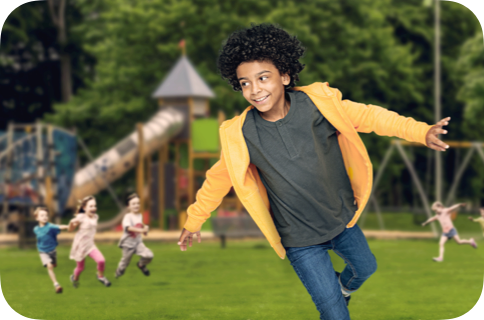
left=0, top=235, right=483, bottom=320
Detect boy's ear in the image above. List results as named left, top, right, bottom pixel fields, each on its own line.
left=282, top=73, right=290, bottom=86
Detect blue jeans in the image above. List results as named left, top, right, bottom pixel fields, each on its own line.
left=285, top=224, right=377, bottom=320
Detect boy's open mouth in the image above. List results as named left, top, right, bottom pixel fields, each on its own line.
left=253, top=95, right=269, bottom=103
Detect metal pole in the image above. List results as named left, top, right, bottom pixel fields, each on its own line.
left=361, top=143, right=395, bottom=224
left=434, top=0, right=442, bottom=203
left=444, top=146, right=475, bottom=206
left=395, top=141, right=438, bottom=236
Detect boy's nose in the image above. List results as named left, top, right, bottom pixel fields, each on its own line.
left=251, top=83, right=261, bottom=95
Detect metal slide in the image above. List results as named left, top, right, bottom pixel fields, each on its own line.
left=67, top=107, right=184, bottom=229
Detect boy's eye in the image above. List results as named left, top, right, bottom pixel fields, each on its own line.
left=260, top=76, right=268, bottom=81
left=241, top=82, right=249, bottom=87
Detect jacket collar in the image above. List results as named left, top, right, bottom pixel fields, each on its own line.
left=219, top=82, right=331, bottom=188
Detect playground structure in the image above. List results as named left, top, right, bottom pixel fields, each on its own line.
left=0, top=123, right=77, bottom=219
left=0, top=54, right=244, bottom=233
left=360, top=139, right=484, bottom=236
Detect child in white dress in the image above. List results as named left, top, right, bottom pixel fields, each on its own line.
left=68, top=195, right=111, bottom=287
left=115, top=193, right=153, bottom=278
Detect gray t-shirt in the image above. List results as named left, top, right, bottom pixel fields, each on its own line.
left=242, top=90, right=357, bottom=247
left=118, top=213, right=143, bottom=248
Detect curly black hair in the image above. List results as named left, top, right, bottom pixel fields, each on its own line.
left=217, top=23, right=305, bottom=92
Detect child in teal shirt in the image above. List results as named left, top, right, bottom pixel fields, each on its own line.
left=33, top=207, right=68, bottom=293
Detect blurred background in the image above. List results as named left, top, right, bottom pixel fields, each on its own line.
left=1, top=0, right=483, bottom=230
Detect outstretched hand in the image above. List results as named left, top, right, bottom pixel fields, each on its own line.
left=178, top=228, right=201, bottom=251
left=425, top=117, right=451, bottom=151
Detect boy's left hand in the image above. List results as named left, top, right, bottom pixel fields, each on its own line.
left=425, top=117, right=451, bottom=151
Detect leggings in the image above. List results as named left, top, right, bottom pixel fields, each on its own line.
left=74, top=248, right=105, bottom=277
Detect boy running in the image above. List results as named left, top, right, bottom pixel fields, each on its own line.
left=33, top=207, right=69, bottom=293
left=422, top=202, right=477, bottom=262
left=177, top=24, right=450, bottom=319
left=115, top=193, right=153, bottom=278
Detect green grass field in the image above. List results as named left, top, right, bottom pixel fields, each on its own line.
left=1, top=232, right=483, bottom=320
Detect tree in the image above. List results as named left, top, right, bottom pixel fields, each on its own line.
left=47, top=0, right=71, bottom=102
left=0, top=1, right=95, bottom=129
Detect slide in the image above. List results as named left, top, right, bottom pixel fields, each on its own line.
left=68, top=107, right=184, bottom=229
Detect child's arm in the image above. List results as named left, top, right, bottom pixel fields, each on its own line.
left=336, top=89, right=449, bottom=150
left=68, top=218, right=81, bottom=232
left=178, top=151, right=233, bottom=250
left=126, top=225, right=148, bottom=233
left=184, top=151, right=233, bottom=232
left=447, top=203, right=466, bottom=213
left=422, top=215, right=438, bottom=226
left=57, top=224, right=69, bottom=231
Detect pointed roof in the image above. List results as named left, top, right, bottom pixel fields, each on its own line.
left=152, top=55, right=215, bottom=99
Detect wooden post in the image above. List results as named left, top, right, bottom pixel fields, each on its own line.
left=146, top=153, right=152, bottom=217
left=3, top=122, right=14, bottom=219
left=36, top=121, right=44, bottom=206
left=174, top=141, right=180, bottom=214
left=136, top=123, right=145, bottom=214
left=45, top=125, right=56, bottom=218
left=158, top=145, right=168, bottom=230
left=187, top=98, right=195, bottom=208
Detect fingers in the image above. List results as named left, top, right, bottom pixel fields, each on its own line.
left=428, top=137, right=448, bottom=151
left=189, top=234, right=193, bottom=248
left=436, top=117, right=451, bottom=127
left=196, top=231, right=202, bottom=243
left=177, top=229, right=188, bottom=251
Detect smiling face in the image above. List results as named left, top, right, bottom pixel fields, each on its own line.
left=83, top=199, right=97, bottom=215
left=128, top=196, right=141, bottom=214
left=36, top=210, right=49, bottom=224
left=236, top=60, right=290, bottom=117
left=480, top=208, right=484, bottom=218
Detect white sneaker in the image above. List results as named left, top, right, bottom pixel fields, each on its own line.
left=97, top=276, right=111, bottom=287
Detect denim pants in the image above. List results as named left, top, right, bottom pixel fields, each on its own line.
left=285, top=224, right=377, bottom=320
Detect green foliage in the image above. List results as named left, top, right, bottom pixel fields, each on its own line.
left=456, top=31, right=484, bottom=140
left=42, top=0, right=482, bottom=206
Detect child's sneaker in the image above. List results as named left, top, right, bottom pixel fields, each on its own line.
left=55, top=284, right=63, bottom=294
left=344, top=294, right=351, bottom=306
left=97, top=275, right=111, bottom=287
left=115, top=269, right=124, bottom=279
left=334, top=271, right=351, bottom=306
left=137, top=262, right=150, bottom=276
left=432, top=257, right=443, bottom=262
left=70, top=275, right=79, bottom=288
left=471, top=238, right=478, bottom=249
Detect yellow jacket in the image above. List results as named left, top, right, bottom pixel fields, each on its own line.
left=184, top=82, right=432, bottom=259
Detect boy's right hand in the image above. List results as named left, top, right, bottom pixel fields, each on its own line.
left=178, top=228, right=201, bottom=251
left=468, top=216, right=474, bottom=221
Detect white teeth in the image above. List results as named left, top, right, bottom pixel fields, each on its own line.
left=255, top=96, right=268, bottom=102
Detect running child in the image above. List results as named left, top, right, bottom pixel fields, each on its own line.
left=68, top=195, right=111, bottom=287
left=115, top=193, right=153, bottom=278
left=468, top=207, right=484, bottom=237
left=422, top=201, right=477, bottom=262
left=33, top=207, right=69, bottom=293
left=177, top=23, right=452, bottom=319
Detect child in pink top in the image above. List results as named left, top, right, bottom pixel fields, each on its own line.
left=68, top=195, right=111, bottom=287
left=422, top=202, right=477, bottom=262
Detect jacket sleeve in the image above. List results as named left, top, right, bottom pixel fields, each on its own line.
left=338, top=91, right=433, bottom=146
left=184, top=151, right=233, bottom=232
